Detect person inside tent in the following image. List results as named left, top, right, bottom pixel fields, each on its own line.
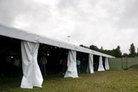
left=38, top=53, right=47, bottom=77
left=77, top=58, right=81, bottom=73
left=12, top=55, right=21, bottom=77
left=60, top=57, right=67, bottom=75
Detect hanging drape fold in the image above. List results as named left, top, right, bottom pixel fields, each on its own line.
left=89, top=54, right=94, bottom=74
left=105, top=57, right=109, bottom=70
left=64, top=50, right=78, bottom=78
left=98, top=56, right=105, bottom=71
left=20, top=41, right=43, bottom=89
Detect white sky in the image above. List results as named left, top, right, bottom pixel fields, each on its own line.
left=0, top=0, right=138, bottom=54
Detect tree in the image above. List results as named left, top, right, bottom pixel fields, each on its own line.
left=80, top=44, right=123, bottom=57
left=114, top=46, right=122, bottom=57
left=100, top=46, right=103, bottom=50
left=80, top=44, right=88, bottom=48
left=129, top=43, right=136, bottom=57
left=137, top=48, right=138, bottom=56
left=89, top=45, right=99, bottom=51
left=122, top=53, right=129, bottom=57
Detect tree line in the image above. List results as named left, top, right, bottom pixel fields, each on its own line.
left=80, top=43, right=138, bottom=58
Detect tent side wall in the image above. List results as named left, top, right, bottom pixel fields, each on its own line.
left=64, top=50, right=78, bottom=78
left=98, top=56, right=105, bottom=71
left=88, top=54, right=94, bottom=73
left=20, top=41, right=43, bottom=89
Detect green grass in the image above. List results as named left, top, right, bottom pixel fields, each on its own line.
left=1, top=70, right=138, bottom=92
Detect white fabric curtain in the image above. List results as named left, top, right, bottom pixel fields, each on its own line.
left=64, top=50, right=78, bottom=78
left=105, top=57, right=109, bottom=70
left=98, top=56, right=105, bottom=71
left=20, top=41, right=43, bottom=89
left=89, top=54, right=94, bottom=74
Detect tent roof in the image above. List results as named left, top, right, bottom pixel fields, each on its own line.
left=0, top=24, right=114, bottom=58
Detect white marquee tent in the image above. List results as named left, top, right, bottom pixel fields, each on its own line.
left=0, top=24, right=114, bottom=89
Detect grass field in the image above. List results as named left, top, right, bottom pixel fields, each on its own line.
left=1, top=70, right=138, bottom=92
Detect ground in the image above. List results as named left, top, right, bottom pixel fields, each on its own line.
left=0, top=70, right=138, bottom=92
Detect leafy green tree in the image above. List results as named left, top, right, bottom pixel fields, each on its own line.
left=89, top=45, right=99, bottom=51
left=137, top=48, right=138, bottom=56
left=80, top=44, right=122, bottom=57
left=100, top=46, right=103, bottom=50
left=122, top=53, right=129, bottom=57
left=80, top=44, right=88, bottom=48
left=129, top=43, right=136, bottom=57
left=114, top=46, right=122, bottom=57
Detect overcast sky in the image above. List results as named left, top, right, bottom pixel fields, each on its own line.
left=0, top=0, right=138, bottom=54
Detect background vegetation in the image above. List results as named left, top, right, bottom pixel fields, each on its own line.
left=80, top=43, right=138, bottom=58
